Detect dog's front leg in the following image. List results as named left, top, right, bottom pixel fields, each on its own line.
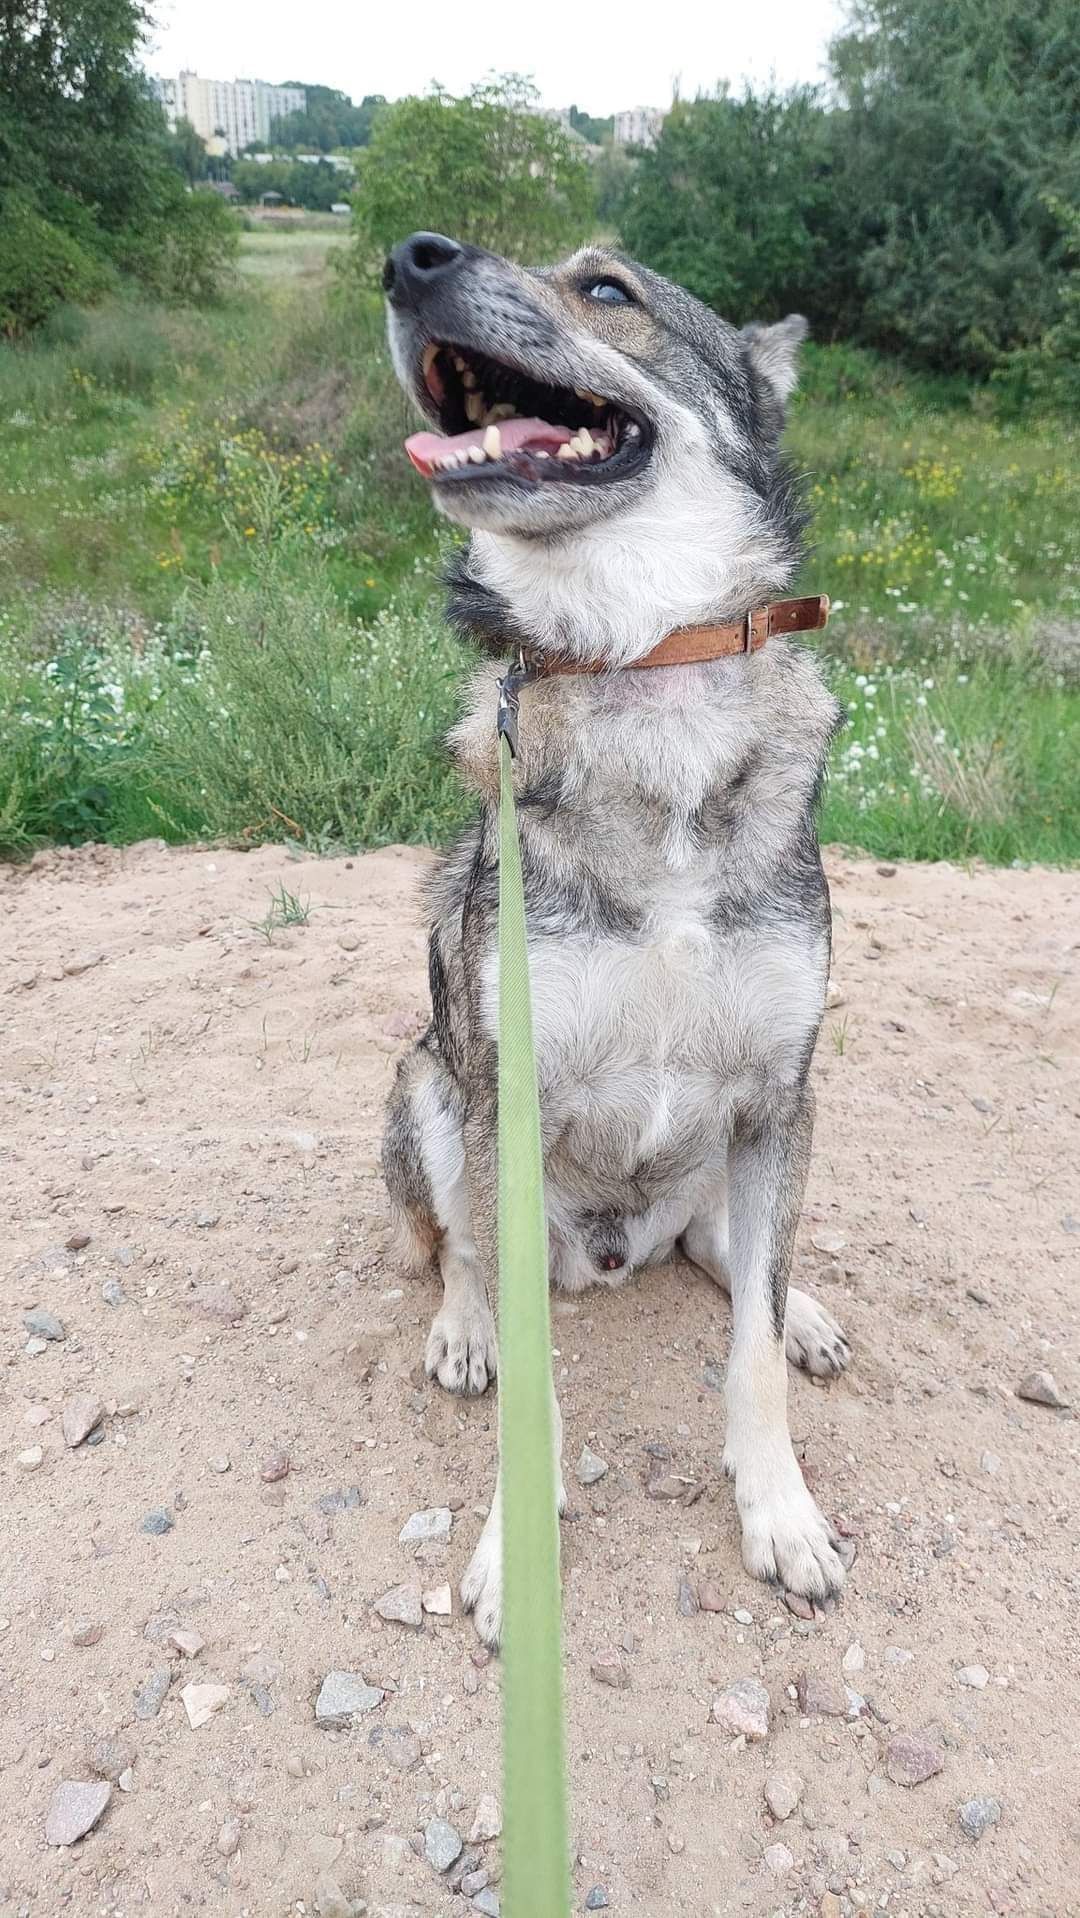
left=722, top=1085, right=847, bottom=1601
left=461, top=1380, right=566, bottom=1650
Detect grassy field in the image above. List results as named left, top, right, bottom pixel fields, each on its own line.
left=1, top=221, right=1078, bottom=863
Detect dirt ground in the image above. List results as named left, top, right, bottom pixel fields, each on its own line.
left=2, top=839, right=1078, bottom=1918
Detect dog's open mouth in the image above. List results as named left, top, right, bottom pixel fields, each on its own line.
left=405, top=342, right=652, bottom=487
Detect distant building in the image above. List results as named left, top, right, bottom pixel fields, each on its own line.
left=156, top=72, right=306, bottom=155
left=613, top=106, right=665, bottom=149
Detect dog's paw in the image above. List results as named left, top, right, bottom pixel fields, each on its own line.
left=728, top=1454, right=847, bottom=1601
left=461, top=1519, right=502, bottom=1648
left=425, top=1298, right=498, bottom=1396
left=785, top=1286, right=850, bottom=1379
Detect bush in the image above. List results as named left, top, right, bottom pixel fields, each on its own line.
left=0, top=191, right=114, bottom=335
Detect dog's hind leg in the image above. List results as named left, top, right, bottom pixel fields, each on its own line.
left=383, top=1046, right=497, bottom=1396
left=682, top=1164, right=849, bottom=1380
left=710, top=1087, right=848, bottom=1602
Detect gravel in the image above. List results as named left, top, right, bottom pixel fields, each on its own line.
left=315, top=1670, right=385, bottom=1727
left=399, top=1507, right=452, bottom=1544
left=1016, top=1369, right=1068, bottom=1409
left=959, top=1796, right=1001, bottom=1839
left=24, top=1307, right=65, bottom=1341
left=956, top=1664, right=989, bottom=1688
left=469, top=1793, right=502, bottom=1842
left=141, top=1507, right=174, bottom=1535
left=45, top=1780, right=111, bottom=1847
left=884, top=1733, right=945, bottom=1786
left=133, top=1667, right=172, bottom=1720
left=424, top=1817, right=463, bottom=1871
left=61, top=1394, right=104, bottom=1447
left=764, top=1770, right=805, bottom=1821
left=796, top=1671, right=848, bottom=1717
left=711, top=1677, right=770, bottom=1740
left=180, top=1682, right=230, bottom=1728
left=577, top=1445, right=609, bottom=1485
left=374, top=1581, right=423, bottom=1628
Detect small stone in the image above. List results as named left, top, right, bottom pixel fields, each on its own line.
left=577, top=1445, right=609, bottom=1485
left=63, top=950, right=104, bottom=976
left=422, top=1583, right=452, bottom=1616
left=85, top=1734, right=134, bottom=1781
left=764, top=1771, right=804, bottom=1821
left=958, top=1796, right=1001, bottom=1840
left=70, top=1619, right=103, bottom=1647
left=166, top=1628, right=205, bottom=1658
left=884, top=1647, right=914, bottom=1666
left=824, top=979, right=844, bottom=1010
left=286, top=1753, right=307, bottom=1779
left=45, top=1780, right=111, bottom=1846
left=462, top=1871, right=490, bottom=1897
left=732, top=1607, right=753, bottom=1625
left=101, top=1280, right=125, bottom=1308
left=134, top=1668, right=172, bottom=1720
left=370, top=1725, right=422, bottom=1772
left=980, top=1450, right=1001, bottom=1475
left=811, top=1230, right=846, bottom=1254
left=1016, top=1369, right=1067, bottom=1409
left=698, top=1583, right=727, bottom=1613
left=240, top=1651, right=282, bottom=1687
left=217, top=1819, right=242, bottom=1857
left=796, top=1672, right=847, bottom=1717
left=841, top=1642, right=865, bottom=1675
left=315, top=1671, right=385, bottom=1727
left=66, top=1231, right=91, bottom=1251
left=374, top=1582, right=423, bottom=1628
left=711, top=1677, right=770, bottom=1740
left=820, top=1896, right=842, bottom=1918
left=590, top=1650, right=630, bottom=1689
left=764, top=1842, right=794, bottom=1874
left=313, top=1872, right=351, bottom=1918
left=472, top=1893, right=500, bottom=1917
left=209, top=1454, right=231, bottom=1473
left=956, top=1664, right=989, bottom=1689
left=876, top=863, right=897, bottom=877
left=469, top=1794, right=502, bottom=1843
left=141, top=1507, right=174, bottom=1535
left=424, top=1817, right=463, bottom=1871
left=585, top=1890, right=610, bottom=1911
left=884, top=1733, right=945, bottom=1787
left=24, top=1307, right=65, bottom=1341
left=677, top=1576, right=699, bottom=1617
left=260, top=1450, right=290, bottom=1483
left=337, top=931, right=361, bottom=952
left=181, top=1682, right=230, bottom=1729
left=17, top=1445, right=44, bottom=1472
left=25, top=1335, right=49, bottom=1356
left=399, top=1506, right=452, bottom=1544
left=784, top=1590, right=816, bottom=1621
left=62, top=1394, right=104, bottom=1447
left=318, top=1486, right=364, bottom=1513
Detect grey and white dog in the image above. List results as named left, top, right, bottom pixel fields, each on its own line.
left=381, top=232, right=851, bottom=1646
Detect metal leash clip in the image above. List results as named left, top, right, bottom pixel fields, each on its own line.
left=496, top=648, right=536, bottom=759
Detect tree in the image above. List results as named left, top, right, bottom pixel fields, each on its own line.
left=619, top=89, right=860, bottom=332
left=349, top=77, right=594, bottom=269
left=829, top=0, right=1080, bottom=372
left=271, top=85, right=385, bottom=151
left=163, top=115, right=209, bottom=186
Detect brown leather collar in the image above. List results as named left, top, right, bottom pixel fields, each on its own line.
left=533, top=594, right=829, bottom=677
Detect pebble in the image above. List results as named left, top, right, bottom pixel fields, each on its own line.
left=370, top=1725, right=422, bottom=1772
left=820, top=1896, right=843, bottom=1918
left=313, top=1872, right=352, bottom=1918
left=764, top=1770, right=804, bottom=1821
left=217, top=1819, right=242, bottom=1857
left=958, top=1796, right=1001, bottom=1839
left=240, top=1651, right=282, bottom=1688
left=133, top=1668, right=172, bottom=1720
left=677, top=1576, right=699, bottom=1617
left=784, top=1590, right=816, bottom=1621
left=338, top=931, right=362, bottom=951
left=167, top=1628, right=205, bottom=1658
left=796, top=1672, right=847, bottom=1717
left=469, top=1794, right=502, bottom=1842
left=763, top=1842, right=794, bottom=1874
left=577, top=1445, right=609, bottom=1485
left=318, top=1486, right=364, bottom=1513
left=180, top=1681, right=230, bottom=1729
left=45, top=1780, right=111, bottom=1847
left=101, top=1280, right=125, bottom=1308
left=824, top=979, right=845, bottom=1009
left=980, top=1450, right=1001, bottom=1475
left=884, top=1733, right=945, bottom=1786
left=841, top=1642, right=866, bottom=1675
left=62, top=1394, right=105, bottom=1447
left=70, top=1619, right=103, bottom=1647
left=472, top=1893, right=500, bottom=1917
left=711, top=1677, right=770, bottom=1740
left=374, top=1582, right=423, bottom=1628
left=461, top=1870, right=489, bottom=1896
left=1016, top=1369, right=1068, bottom=1409
left=24, top=1307, right=65, bottom=1341
left=585, top=1890, right=610, bottom=1911
left=85, top=1734, right=134, bottom=1781
left=66, top=1231, right=91, bottom=1251
left=399, top=1506, right=452, bottom=1544
left=884, top=1646, right=914, bottom=1666
left=591, top=1650, right=630, bottom=1689
left=260, top=1450, right=290, bottom=1482
left=424, top=1817, right=463, bottom=1872
left=315, top=1670, right=385, bottom=1727
left=63, top=949, right=104, bottom=975
left=25, top=1335, right=49, bottom=1356
left=956, top=1664, right=989, bottom=1688
left=210, top=1454, right=231, bottom=1473
left=732, top=1607, right=753, bottom=1625
left=698, top=1583, right=727, bottom=1613
left=141, top=1507, right=174, bottom=1535
left=17, top=1445, right=44, bottom=1472
left=423, top=1583, right=452, bottom=1616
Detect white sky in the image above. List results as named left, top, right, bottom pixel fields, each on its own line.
left=146, top=0, right=847, bottom=113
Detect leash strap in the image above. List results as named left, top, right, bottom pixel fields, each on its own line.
left=497, top=732, right=571, bottom=1918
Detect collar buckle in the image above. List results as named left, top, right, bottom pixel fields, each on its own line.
left=496, top=648, right=536, bottom=758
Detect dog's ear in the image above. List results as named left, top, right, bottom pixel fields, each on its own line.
left=741, top=314, right=808, bottom=410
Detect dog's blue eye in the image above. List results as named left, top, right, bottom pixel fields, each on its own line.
left=587, top=279, right=633, bottom=306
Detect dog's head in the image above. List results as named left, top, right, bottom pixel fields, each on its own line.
left=384, top=232, right=809, bottom=658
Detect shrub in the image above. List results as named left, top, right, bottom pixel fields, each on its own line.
left=0, top=191, right=114, bottom=335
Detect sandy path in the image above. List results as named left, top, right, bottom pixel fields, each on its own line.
left=1, top=841, right=1077, bottom=1918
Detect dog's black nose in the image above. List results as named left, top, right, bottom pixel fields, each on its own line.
left=382, top=232, right=465, bottom=305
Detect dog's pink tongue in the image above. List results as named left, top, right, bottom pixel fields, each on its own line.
left=405, top=416, right=572, bottom=477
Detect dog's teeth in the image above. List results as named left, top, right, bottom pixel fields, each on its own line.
left=464, top=391, right=484, bottom=424
left=556, top=443, right=577, bottom=461
left=575, top=386, right=604, bottom=406
left=487, top=403, right=516, bottom=422
left=453, top=354, right=467, bottom=372
left=534, top=450, right=550, bottom=460
left=467, top=445, right=487, bottom=464
left=574, top=428, right=595, bottom=456
left=482, top=424, right=502, bottom=459
left=594, top=435, right=611, bottom=458
left=462, top=369, right=477, bottom=388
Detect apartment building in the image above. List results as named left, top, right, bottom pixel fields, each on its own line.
left=613, top=105, right=665, bottom=149
left=157, top=72, right=306, bottom=154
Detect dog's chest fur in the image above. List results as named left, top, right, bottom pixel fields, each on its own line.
left=438, top=643, right=840, bottom=1215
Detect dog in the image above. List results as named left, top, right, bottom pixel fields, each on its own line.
left=380, top=232, right=851, bottom=1646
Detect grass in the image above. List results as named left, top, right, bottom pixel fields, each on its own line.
left=1, top=226, right=1078, bottom=865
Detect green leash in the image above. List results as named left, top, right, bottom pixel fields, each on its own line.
left=497, top=687, right=571, bottom=1918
